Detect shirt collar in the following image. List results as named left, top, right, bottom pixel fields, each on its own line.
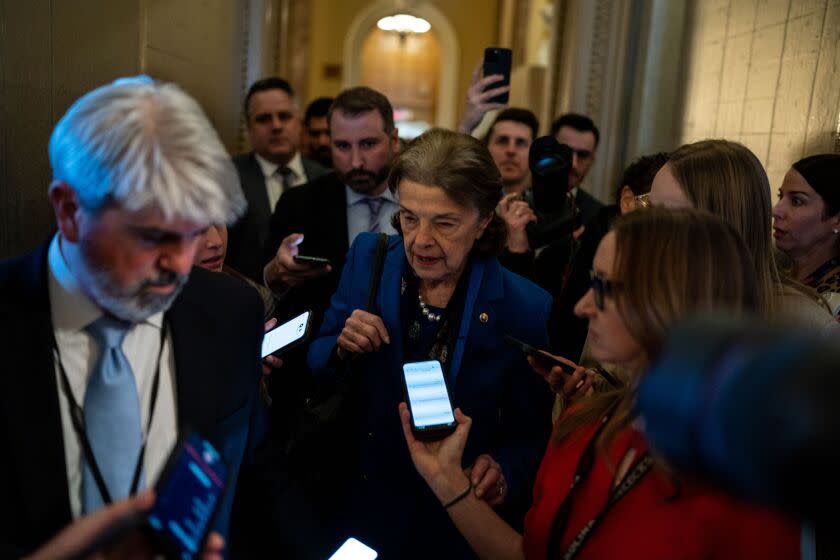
left=345, top=185, right=398, bottom=208
left=254, top=151, right=305, bottom=183
left=47, top=233, right=163, bottom=332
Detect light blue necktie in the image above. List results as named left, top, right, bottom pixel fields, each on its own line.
left=365, top=197, right=385, bottom=233
left=82, top=315, right=144, bottom=513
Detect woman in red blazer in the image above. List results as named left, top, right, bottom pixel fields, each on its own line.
left=402, top=208, right=800, bottom=560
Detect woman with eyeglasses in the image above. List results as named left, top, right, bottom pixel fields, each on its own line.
left=401, top=208, right=799, bottom=559
left=647, top=139, right=832, bottom=328
left=772, top=154, right=840, bottom=317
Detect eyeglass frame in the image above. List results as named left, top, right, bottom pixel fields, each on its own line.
left=589, top=270, right=620, bottom=311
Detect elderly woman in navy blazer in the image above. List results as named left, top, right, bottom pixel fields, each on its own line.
left=308, top=128, right=554, bottom=559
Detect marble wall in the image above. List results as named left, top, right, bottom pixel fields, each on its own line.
left=679, top=0, right=840, bottom=190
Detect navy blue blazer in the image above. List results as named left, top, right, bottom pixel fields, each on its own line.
left=0, top=243, right=284, bottom=558
left=308, top=233, right=554, bottom=557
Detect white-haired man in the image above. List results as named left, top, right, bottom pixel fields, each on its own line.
left=0, top=77, right=316, bottom=558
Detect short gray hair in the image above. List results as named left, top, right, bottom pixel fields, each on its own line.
left=49, top=76, right=245, bottom=224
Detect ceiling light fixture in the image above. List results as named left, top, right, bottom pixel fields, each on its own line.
left=377, top=14, right=431, bottom=34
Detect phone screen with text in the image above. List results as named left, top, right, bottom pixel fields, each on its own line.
left=403, top=360, right=455, bottom=429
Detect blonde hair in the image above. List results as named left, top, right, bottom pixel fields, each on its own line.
left=554, top=208, right=758, bottom=447
left=664, top=140, right=780, bottom=314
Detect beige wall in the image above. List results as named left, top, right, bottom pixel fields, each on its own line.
left=0, top=0, right=249, bottom=258
left=0, top=0, right=142, bottom=257
left=679, top=0, right=840, bottom=190
left=306, top=0, right=500, bottom=124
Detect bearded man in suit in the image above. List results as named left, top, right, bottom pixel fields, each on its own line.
left=0, top=76, right=315, bottom=558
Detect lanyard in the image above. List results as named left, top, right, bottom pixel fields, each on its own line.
left=53, top=318, right=168, bottom=506
left=547, top=415, right=654, bottom=560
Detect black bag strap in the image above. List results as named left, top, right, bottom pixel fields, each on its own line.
left=366, top=233, right=389, bottom=312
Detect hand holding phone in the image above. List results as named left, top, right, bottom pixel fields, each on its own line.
left=293, top=254, right=331, bottom=266
left=504, top=335, right=575, bottom=373
left=261, top=311, right=312, bottom=358
left=402, top=360, right=456, bottom=440
left=146, top=432, right=228, bottom=559
left=482, top=47, right=512, bottom=104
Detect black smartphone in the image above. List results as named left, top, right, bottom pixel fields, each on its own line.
left=504, top=334, right=575, bottom=374
left=146, top=431, right=228, bottom=559
left=261, top=310, right=312, bottom=358
left=483, top=47, right=512, bottom=104
left=402, top=360, right=456, bottom=441
left=294, top=255, right=331, bottom=266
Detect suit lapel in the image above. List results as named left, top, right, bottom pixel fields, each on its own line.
left=8, top=244, right=73, bottom=529
left=316, top=175, right=350, bottom=258
left=167, top=276, right=219, bottom=434
left=379, top=239, right=405, bottom=362
left=245, top=153, right=271, bottom=218
left=449, top=259, right=487, bottom=385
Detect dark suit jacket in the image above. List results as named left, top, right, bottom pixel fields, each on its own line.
left=308, top=233, right=555, bottom=559
left=263, top=171, right=350, bottom=323
left=0, top=243, right=318, bottom=558
left=227, top=152, right=329, bottom=282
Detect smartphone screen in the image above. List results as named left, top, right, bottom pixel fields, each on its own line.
left=483, top=47, right=512, bottom=104
left=403, top=360, right=455, bottom=434
left=329, top=537, right=378, bottom=560
left=261, top=311, right=311, bottom=358
left=147, top=432, right=227, bottom=557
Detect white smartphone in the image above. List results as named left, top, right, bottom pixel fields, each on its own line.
left=402, top=360, right=456, bottom=440
left=328, top=537, right=378, bottom=560
left=260, top=311, right=311, bottom=358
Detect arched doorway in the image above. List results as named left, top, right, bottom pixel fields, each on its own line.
left=361, top=25, right=441, bottom=138
left=343, top=1, right=459, bottom=130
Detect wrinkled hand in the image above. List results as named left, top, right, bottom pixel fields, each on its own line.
left=264, top=233, right=331, bottom=291
left=498, top=192, right=537, bottom=253
left=25, top=489, right=225, bottom=560
left=337, top=309, right=390, bottom=358
left=399, top=402, right=473, bottom=503
left=465, top=454, right=507, bottom=506
left=527, top=354, right=594, bottom=402
left=458, top=61, right=510, bottom=134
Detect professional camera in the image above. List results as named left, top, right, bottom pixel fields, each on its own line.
left=526, top=136, right=580, bottom=250
left=638, top=314, right=840, bottom=520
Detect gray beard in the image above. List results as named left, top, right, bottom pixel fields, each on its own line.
left=76, top=245, right=188, bottom=323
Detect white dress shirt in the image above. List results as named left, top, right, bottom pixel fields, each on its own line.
left=345, top=185, right=398, bottom=245
left=255, top=151, right=309, bottom=211
left=48, top=234, right=178, bottom=518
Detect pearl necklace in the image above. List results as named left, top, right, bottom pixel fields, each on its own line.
left=418, top=294, right=442, bottom=322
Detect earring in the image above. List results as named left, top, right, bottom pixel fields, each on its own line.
left=834, top=228, right=839, bottom=235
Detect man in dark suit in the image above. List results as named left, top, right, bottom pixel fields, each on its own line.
left=263, top=86, right=400, bottom=323
left=550, top=112, right=604, bottom=225
left=0, top=76, right=317, bottom=559
left=227, top=77, right=329, bottom=282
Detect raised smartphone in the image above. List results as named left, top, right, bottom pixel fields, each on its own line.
left=483, top=47, right=512, bottom=104
left=402, top=360, right=456, bottom=441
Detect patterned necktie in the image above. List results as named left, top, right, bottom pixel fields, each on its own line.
left=82, top=315, right=144, bottom=513
left=365, top=197, right=385, bottom=233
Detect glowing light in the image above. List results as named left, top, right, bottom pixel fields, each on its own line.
left=377, top=14, right=431, bottom=34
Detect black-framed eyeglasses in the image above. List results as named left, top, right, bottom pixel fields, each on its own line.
left=589, top=271, right=619, bottom=310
